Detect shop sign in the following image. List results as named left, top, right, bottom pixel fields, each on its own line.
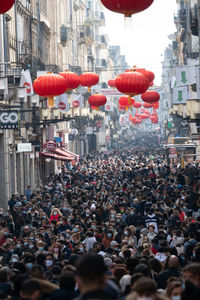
left=0, top=111, right=18, bottom=129
left=17, top=143, right=32, bottom=152
left=44, top=141, right=56, bottom=151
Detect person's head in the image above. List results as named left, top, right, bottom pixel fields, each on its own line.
left=134, top=263, right=150, bottom=277
left=148, top=225, right=155, bottom=233
left=59, top=272, right=76, bottom=291
left=168, top=255, right=180, bottom=269
left=30, top=265, right=44, bottom=280
left=20, top=279, right=41, bottom=300
left=148, top=258, right=163, bottom=274
left=132, top=278, right=157, bottom=297
left=76, top=255, right=106, bottom=294
left=166, top=280, right=182, bottom=300
left=183, top=263, right=200, bottom=288
left=23, top=226, right=31, bottom=235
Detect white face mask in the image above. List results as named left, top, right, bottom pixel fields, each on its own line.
left=138, top=298, right=153, bottom=300
left=172, top=296, right=181, bottom=300
left=46, top=260, right=53, bottom=267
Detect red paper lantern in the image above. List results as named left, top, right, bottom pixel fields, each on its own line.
left=133, top=102, right=142, bottom=109
left=80, top=72, right=99, bottom=92
left=136, top=69, right=155, bottom=85
left=33, top=73, right=67, bottom=107
left=88, top=93, right=107, bottom=110
left=153, top=102, right=159, bottom=109
left=59, top=71, right=80, bottom=91
left=135, top=114, right=141, bottom=119
left=100, top=0, right=154, bottom=18
left=131, top=117, right=137, bottom=123
left=143, top=102, right=153, bottom=109
left=140, top=114, right=149, bottom=120
left=141, top=90, right=160, bottom=104
left=150, top=112, right=158, bottom=124
left=115, top=71, right=149, bottom=97
left=135, top=118, right=142, bottom=124
left=144, top=110, right=151, bottom=116
left=0, top=0, right=15, bottom=14
left=108, top=79, right=116, bottom=88
left=149, top=81, right=154, bottom=87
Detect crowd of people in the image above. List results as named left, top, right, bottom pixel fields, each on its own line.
left=0, top=144, right=199, bottom=300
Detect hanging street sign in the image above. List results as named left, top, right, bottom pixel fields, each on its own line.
left=169, top=147, right=177, bottom=155
left=0, top=111, right=19, bottom=129
left=44, top=141, right=57, bottom=151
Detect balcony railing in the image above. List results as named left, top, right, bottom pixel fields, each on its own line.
left=17, top=0, right=31, bottom=12
left=0, top=63, right=22, bottom=81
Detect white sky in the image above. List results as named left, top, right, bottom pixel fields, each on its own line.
left=103, top=0, right=178, bottom=85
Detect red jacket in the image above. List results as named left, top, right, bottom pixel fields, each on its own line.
left=50, top=214, right=60, bottom=223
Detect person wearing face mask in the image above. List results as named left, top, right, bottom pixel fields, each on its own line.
left=2, top=243, right=15, bottom=265
left=45, top=254, right=54, bottom=269
left=166, top=279, right=183, bottom=300
left=50, top=208, right=63, bottom=223
left=102, top=231, right=113, bottom=249
left=35, top=241, right=47, bottom=256
left=126, top=209, right=138, bottom=226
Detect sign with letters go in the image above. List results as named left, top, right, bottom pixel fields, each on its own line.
left=0, top=111, right=19, bottom=129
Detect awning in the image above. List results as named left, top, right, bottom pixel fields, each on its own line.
left=39, top=152, right=71, bottom=161
left=51, top=148, right=79, bottom=161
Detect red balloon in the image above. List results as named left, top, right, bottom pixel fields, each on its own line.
left=88, top=94, right=107, bottom=108
left=141, top=90, right=160, bottom=104
left=108, top=79, right=116, bottom=88
left=80, top=72, right=99, bottom=88
left=115, top=71, right=149, bottom=97
left=0, top=0, right=15, bottom=14
left=100, top=0, right=154, bottom=17
left=59, top=71, right=80, bottom=91
left=133, top=102, right=142, bottom=109
left=33, top=74, right=67, bottom=97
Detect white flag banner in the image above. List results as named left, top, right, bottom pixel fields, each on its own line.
left=55, top=94, right=69, bottom=112
left=175, top=66, right=196, bottom=87
left=105, top=101, right=114, bottom=112
left=20, top=69, right=33, bottom=96
left=173, top=86, right=188, bottom=104
left=71, top=94, right=83, bottom=108
left=171, top=76, right=176, bottom=89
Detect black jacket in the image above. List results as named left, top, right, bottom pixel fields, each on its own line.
left=157, top=268, right=181, bottom=289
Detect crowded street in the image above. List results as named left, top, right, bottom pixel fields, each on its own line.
left=0, top=138, right=198, bottom=300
